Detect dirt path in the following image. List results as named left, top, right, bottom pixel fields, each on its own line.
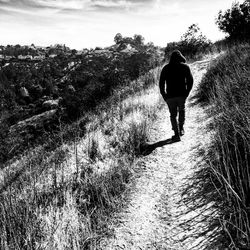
left=100, top=58, right=215, bottom=250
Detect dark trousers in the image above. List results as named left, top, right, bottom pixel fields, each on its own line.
left=166, top=97, right=186, bottom=135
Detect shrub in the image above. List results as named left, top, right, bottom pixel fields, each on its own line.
left=118, top=118, right=149, bottom=159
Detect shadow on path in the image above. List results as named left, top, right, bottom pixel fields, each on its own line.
left=141, top=138, right=177, bottom=156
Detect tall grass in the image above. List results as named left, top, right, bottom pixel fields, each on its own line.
left=194, top=44, right=250, bottom=248
left=0, top=68, right=162, bottom=249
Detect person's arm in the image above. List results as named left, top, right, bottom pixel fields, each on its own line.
left=186, top=66, right=193, bottom=97
left=159, top=67, right=166, bottom=97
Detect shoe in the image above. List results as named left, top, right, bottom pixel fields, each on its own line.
left=171, top=135, right=181, bottom=142
left=180, top=128, right=185, bottom=136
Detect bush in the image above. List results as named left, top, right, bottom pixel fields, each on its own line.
left=118, top=119, right=149, bottom=159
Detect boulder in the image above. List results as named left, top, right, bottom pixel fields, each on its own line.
left=20, top=87, right=29, bottom=98
left=19, top=87, right=31, bottom=104
left=10, top=109, right=58, bottom=136
left=42, top=98, right=62, bottom=109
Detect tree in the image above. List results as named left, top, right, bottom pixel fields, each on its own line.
left=164, top=24, right=211, bottom=60
left=181, top=24, right=210, bottom=48
left=133, top=34, right=144, bottom=46
left=71, top=49, right=77, bottom=55
left=180, top=24, right=211, bottom=56
left=114, top=33, right=123, bottom=44
left=216, top=1, right=250, bottom=40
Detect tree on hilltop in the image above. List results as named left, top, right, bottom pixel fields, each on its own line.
left=180, top=24, right=211, bottom=54
left=114, top=33, right=123, bottom=44
left=164, top=24, right=211, bottom=60
left=216, top=0, right=250, bottom=40
left=114, top=33, right=146, bottom=50
left=133, top=34, right=144, bottom=47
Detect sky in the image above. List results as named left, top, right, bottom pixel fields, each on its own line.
left=0, top=0, right=244, bottom=50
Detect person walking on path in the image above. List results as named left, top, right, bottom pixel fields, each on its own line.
left=159, top=50, right=194, bottom=142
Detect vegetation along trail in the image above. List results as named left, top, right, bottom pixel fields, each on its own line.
left=100, top=56, right=218, bottom=249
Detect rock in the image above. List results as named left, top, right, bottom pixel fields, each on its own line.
left=20, top=87, right=29, bottom=98
left=42, top=98, right=62, bottom=109
left=10, top=109, right=58, bottom=135
left=66, top=84, right=76, bottom=93
left=19, top=87, right=31, bottom=104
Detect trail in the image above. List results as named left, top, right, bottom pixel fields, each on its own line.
left=100, top=58, right=216, bottom=250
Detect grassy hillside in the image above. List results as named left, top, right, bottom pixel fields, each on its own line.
left=194, top=44, right=250, bottom=248
left=0, top=66, right=163, bottom=249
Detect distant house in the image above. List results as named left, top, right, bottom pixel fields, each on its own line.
left=18, top=55, right=33, bottom=60
left=18, top=55, right=27, bottom=60
left=120, top=44, right=137, bottom=54
left=94, top=49, right=110, bottom=54
left=33, top=55, right=45, bottom=60
left=26, top=55, right=33, bottom=60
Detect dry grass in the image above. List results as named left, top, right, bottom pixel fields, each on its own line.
left=0, top=68, right=163, bottom=249
left=191, top=44, right=250, bottom=248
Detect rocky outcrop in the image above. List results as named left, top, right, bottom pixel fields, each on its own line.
left=42, top=98, right=62, bottom=110
left=10, top=109, right=58, bottom=136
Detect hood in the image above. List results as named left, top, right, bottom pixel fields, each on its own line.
left=169, top=50, right=186, bottom=64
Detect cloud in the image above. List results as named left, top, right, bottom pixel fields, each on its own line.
left=0, top=0, right=90, bottom=14
left=0, top=0, right=156, bottom=14
left=0, top=0, right=59, bottom=16
left=89, top=0, right=131, bottom=12
left=0, top=0, right=232, bottom=49
left=36, top=0, right=88, bottom=10
left=0, top=0, right=46, bottom=9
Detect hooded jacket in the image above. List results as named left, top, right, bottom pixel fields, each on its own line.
left=159, top=50, right=193, bottom=99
